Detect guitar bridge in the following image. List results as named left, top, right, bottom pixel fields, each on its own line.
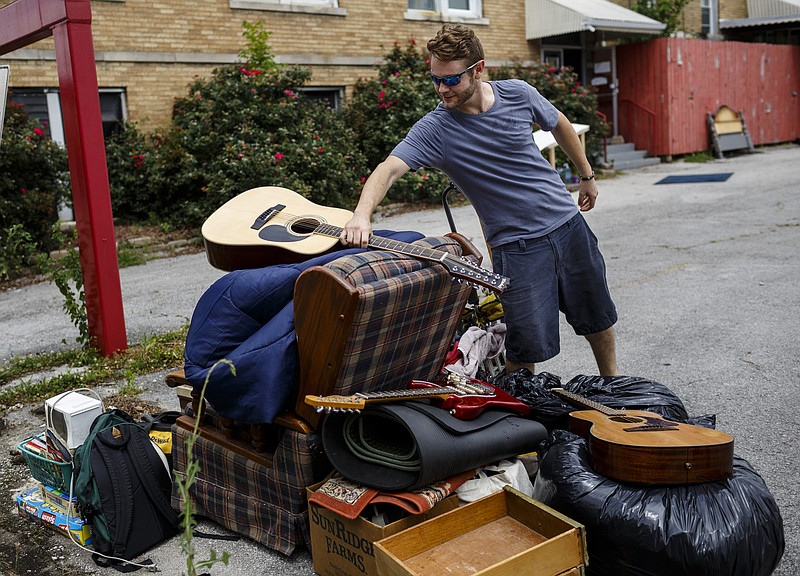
left=623, top=424, right=680, bottom=432
left=251, top=204, right=285, bottom=230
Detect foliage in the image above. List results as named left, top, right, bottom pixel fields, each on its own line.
left=634, top=0, right=691, bottom=37
left=682, top=150, right=713, bottom=163
left=345, top=40, right=451, bottom=203
left=0, top=326, right=187, bottom=407
left=35, top=224, right=91, bottom=350
left=0, top=101, right=70, bottom=253
left=0, top=224, right=38, bottom=281
left=239, top=19, right=277, bottom=73
left=106, top=22, right=368, bottom=228
left=176, top=360, right=233, bottom=576
left=104, top=122, right=173, bottom=224
left=491, top=63, right=608, bottom=170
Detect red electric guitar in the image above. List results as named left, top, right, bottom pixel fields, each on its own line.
left=304, top=372, right=529, bottom=420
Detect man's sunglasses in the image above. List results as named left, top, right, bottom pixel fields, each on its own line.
left=430, top=61, right=481, bottom=87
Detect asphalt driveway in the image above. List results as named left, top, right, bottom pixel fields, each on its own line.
left=0, top=143, right=797, bottom=575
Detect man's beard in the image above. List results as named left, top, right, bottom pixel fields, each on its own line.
left=440, top=75, right=477, bottom=109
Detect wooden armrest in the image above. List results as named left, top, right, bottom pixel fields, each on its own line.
left=273, top=411, right=314, bottom=434
left=445, top=231, right=483, bottom=264
left=165, top=368, right=188, bottom=388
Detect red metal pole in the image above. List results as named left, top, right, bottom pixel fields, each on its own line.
left=52, top=15, right=128, bottom=356
left=0, top=0, right=128, bottom=356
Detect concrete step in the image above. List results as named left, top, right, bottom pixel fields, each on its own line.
left=608, top=149, right=649, bottom=162
left=611, top=156, right=662, bottom=171
left=605, top=141, right=661, bottom=172
left=606, top=142, right=636, bottom=155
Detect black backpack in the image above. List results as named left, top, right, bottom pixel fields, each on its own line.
left=72, top=409, right=180, bottom=562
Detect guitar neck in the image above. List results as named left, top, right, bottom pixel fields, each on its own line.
left=551, top=388, right=624, bottom=417
left=358, top=385, right=477, bottom=403
left=313, top=222, right=509, bottom=294
left=314, top=223, right=448, bottom=264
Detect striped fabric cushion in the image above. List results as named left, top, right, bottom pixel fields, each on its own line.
left=171, top=424, right=328, bottom=555
left=324, top=236, right=471, bottom=397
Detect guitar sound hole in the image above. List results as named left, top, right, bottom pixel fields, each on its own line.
left=609, top=415, right=642, bottom=424
left=289, top=217, right=321, bottom=235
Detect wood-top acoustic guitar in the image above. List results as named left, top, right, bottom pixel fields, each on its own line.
left=551, top=388, right=734, bottom=485
left=201, top=186, right=509, bottom=294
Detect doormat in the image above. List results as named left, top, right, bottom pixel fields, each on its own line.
left=655, top=173, right=733, bottom=185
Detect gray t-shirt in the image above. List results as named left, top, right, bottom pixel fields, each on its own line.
left=391, top=79, right=578, bottom=248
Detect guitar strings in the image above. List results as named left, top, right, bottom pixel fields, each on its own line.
left=248, top=209, right=332, bottom=233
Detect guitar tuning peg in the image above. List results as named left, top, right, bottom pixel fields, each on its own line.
left=315, top=407, right=324, bottom=413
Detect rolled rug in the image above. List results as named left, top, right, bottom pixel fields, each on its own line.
left=321, top=400, right=547, bottom=491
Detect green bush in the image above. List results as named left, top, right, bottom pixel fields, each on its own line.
left=0, top=101, right=70, bottom=254
left=0, top=224, right=38, bottom=281
left=345, top=40, right=451, bottom=204
left=106, top=23, right=369, bottom=228
left=104, top=123, right=170, bottom=224
left=491, top=63, right=608, bottom=171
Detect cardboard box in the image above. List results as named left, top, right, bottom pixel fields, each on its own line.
left=16, top=486, right=92, bottom=546
left=39, top=483, right=80, bottom=516
left=375, top=486, right=587, bottom=576
left=307, top=482, right=459, bottom=576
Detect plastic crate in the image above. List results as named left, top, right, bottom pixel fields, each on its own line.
left=18, top=436, right=72, bottom=493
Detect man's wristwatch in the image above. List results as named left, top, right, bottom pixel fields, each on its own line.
left=579, top=171, right=595, bottom=181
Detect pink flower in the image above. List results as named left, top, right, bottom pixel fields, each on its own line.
left=237, top=153, right=244, bottom=158
left=360, top=177, right=367, bottom=183
left=283, top=89, right=296, bottom=99
left=317, top=148, right=324, bottom=153
left=33, top=127, right=44, bottom=136
left=274, top=152, right=285, bottom=161
left=378, top=91, right=386, bottom=100
left=20, top=187, right=27, bottom=194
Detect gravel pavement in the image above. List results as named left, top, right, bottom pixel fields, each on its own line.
left=1, top=143, right=797, bottom=575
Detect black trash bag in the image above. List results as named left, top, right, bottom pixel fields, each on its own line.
left=533, top=430, right=785, bottom=576
left=564, top=374, right=691, bottom=421
left=490, top=370, right=564, bottom=429
left=492, top=372, right=695, bottom=431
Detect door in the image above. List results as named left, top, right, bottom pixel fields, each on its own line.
left=590, top=46, right=617, bottom=136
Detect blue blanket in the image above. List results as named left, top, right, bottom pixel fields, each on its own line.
left=183, top=231, right=424, bottom=424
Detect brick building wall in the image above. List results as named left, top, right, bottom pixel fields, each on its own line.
left=1, top=0, right=536, bottom=132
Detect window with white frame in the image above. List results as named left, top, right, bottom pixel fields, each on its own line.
left=9, top=87, right=127, bottom=145
left=405, top=0, right=485, bottom=23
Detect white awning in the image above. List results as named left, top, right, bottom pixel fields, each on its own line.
left=526, top=0, right=666, bottom=40
left=720, top=0, right=800, bottom=29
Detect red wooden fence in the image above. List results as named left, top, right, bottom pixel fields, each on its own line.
left=617, top=38, right=800, bottom=157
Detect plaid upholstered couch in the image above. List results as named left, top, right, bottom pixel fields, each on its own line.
left=169, top=233, right=480, bottom=554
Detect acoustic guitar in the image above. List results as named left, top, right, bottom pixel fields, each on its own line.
left=305, top=372, right=530, bottom=420
left=201, top=186, right=509, bottom=293
left=551, top=388, right=734, bottom=485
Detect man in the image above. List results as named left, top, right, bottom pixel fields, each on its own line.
left=341, top=24, right=618, bottom=376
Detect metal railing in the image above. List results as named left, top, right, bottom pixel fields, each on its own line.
left=618, top=99, right=658, bottom=156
